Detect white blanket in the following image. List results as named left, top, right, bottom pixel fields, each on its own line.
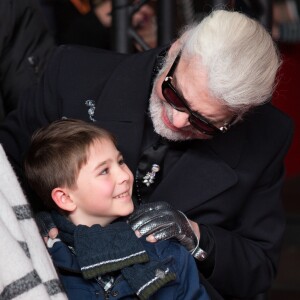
left=0, top=145, right=67, bottom=299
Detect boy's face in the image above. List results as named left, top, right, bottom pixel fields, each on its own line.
left=68, top=139, right=134, bottom=227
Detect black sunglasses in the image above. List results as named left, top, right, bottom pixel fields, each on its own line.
left=161, top=51, right=230, bottom=136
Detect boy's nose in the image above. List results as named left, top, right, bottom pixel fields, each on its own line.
left=118, top=168, right=131, bottom=184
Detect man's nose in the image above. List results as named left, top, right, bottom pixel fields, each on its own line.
left=172, top=109, right=190, bottom=128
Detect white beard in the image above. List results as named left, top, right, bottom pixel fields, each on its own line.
left=148, top=53, right=207, bottom=141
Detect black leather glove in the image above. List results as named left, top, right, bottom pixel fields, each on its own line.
left=128, top=201, right=207, bottom=261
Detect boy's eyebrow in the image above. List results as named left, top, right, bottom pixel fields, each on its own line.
left=92, top=151, right=122, bottom=172
left=93, top=161, right=108, bottom=172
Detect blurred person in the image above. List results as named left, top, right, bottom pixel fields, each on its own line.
left=47, top=0, right=157, bottom=50
left=0, top=0, right=55, bottom=121
left=272, top=0, right=300, bottom=42
left=0, top=144, right=66, bottom=299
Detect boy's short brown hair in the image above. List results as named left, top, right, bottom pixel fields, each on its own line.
left=24, top=118, right=116, bottom=211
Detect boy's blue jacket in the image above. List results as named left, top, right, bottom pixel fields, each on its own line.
left=48, top=237, right=210, bottom=300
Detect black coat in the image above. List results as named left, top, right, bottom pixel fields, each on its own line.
left=0, top=45, right=294, bottom=299
left=0, top=0, right=55, bottom=118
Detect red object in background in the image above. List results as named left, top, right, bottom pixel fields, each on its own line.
left=272, top=43, right=300, bottom=178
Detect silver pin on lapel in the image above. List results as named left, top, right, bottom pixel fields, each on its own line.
left=143, top=164, right=160, bottom=187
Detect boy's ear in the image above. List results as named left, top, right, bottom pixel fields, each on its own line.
left=51, top=188, right=76, bottom=212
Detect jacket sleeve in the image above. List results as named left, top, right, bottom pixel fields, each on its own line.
left=47, top=239, right=81, bottom=273
left=0, top=46, right=66, bottom=209
left=202, top=116, right=294, bottom=298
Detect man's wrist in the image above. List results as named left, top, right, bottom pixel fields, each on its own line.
left=195, top=224, right=216, bottom=277
left=188, top=220, right=208, bottom=261
left=189, top=219, right=200, bottom=240
left=192, top=246, right=208, bottom=261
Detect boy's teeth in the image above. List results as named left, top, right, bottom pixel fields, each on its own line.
left=115, top=192, right=127, bottom=198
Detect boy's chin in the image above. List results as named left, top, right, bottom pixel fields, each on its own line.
left=127, top=202, right=135, bottom=215
left=119, top=201, right=135, bottom=217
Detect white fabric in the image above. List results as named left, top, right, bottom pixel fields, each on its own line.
left=0, top=145, right=67, bottom=299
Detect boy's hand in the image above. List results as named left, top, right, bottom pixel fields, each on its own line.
left=35, top=211, right=58, bottom=242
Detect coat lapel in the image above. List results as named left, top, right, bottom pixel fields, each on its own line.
left=149, top=123, right=247, bottom=212
left=150, top=140, right=239, bottom=212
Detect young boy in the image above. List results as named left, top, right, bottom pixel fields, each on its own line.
left=24, top=119, right=209, bottom=300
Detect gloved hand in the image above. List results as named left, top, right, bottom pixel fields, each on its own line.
left=128, top=201, right=207, bottom=261
left=35, top=211, right=58, bottom=240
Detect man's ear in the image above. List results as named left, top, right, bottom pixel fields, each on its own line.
left=169, top=39, right=182, bottom=56
left=51, top=187, right=76, bottom=212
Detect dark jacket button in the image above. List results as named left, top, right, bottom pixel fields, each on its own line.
left=111, top=290, right=118, bottom=297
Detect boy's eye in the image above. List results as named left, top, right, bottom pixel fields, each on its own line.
left=100, top=168, right=109, bottom=175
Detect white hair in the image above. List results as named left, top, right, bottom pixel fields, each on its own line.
left=179, top=10, right=281, bottom=115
